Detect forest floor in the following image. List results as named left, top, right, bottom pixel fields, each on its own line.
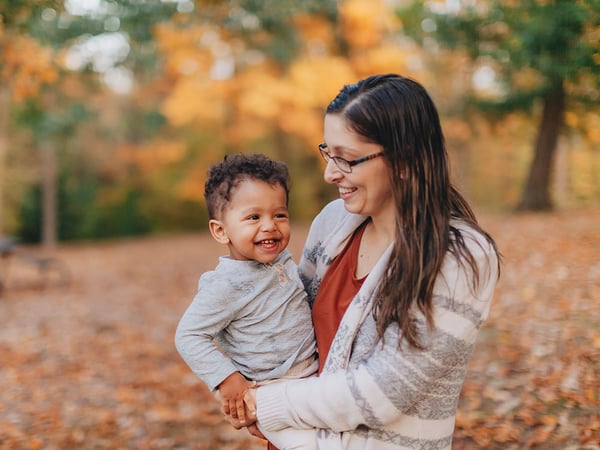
left=0, top=207, right=599, bottom=450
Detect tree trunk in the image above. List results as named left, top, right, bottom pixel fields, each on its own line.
left=0, top=87, right=9, bottom=236
left=517, top=82, right=565, bottom=211
left=40, top=140, right=57, bottom=251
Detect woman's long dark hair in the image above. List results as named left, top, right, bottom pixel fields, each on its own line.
left=327, top=74, right=500, bottom=349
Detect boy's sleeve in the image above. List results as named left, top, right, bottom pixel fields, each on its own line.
left=174, top=273, right=238, bottom=391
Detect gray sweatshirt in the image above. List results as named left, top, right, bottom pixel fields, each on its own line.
left=175, top=249, right=316, bottom=391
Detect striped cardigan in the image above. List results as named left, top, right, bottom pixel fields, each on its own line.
left=256, top=199, right=499, bottom=450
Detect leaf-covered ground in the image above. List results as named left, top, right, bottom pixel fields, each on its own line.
left=1, top=208, right=599, bottom=449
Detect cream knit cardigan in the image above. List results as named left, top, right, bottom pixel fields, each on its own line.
left=256, top=199, right=499, bottom=450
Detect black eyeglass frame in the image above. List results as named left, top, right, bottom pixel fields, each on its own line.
left=318, top=143, right=384, bottom=173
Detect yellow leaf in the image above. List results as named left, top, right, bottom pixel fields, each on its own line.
left=339, top=0, right=398, bottom=49
left=162, top=79, right=229, bottom=126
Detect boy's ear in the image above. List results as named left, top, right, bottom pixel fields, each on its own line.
left=208, top=219, right=230, bottom=245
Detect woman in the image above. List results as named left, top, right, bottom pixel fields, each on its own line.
left=243, top=74, right=500, bottom=450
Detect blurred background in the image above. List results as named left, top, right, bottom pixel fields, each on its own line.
left=1, top=0, right=599, bottom=248
left=1, top=2, right=599, bottom=449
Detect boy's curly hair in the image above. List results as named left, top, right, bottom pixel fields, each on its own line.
left=204, top=153, right=290, bottom=220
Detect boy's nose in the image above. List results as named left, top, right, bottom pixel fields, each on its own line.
left=261, top=218, right=276, bottom=231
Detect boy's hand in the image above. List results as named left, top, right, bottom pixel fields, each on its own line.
left=217, top=372, right=254, bottom=424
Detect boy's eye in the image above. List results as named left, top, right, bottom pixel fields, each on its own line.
left=275, top=213, right=288, bottom=219
left=247, top=215, right=260, bottom=220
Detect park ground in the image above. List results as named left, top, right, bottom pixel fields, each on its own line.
left=0, top=208, right=599, bottom=449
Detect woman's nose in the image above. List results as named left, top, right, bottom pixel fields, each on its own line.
left=323, top=159, right=342, bottom=184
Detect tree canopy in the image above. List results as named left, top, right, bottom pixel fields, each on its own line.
left=398, top=0, right=600, bottom=210
left=1, top=0, right=599, bottom=243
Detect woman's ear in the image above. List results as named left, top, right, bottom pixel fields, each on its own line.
left=208, top=219, right=230, bottom=245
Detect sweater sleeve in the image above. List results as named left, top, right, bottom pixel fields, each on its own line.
left=256, top=236, right=499, bottom=432
left=174, top=273, right=238, bottom=392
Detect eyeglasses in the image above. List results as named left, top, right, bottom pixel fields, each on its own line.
left=318, top=143, right=384, bottom=173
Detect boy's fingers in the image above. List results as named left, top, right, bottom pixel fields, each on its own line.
left=229, top=400, right=238, bottom=419
left=222, top=402, right=230, bottom=416
left=236, top=400, right=246, bottom=423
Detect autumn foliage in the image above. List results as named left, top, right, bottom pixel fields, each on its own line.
left=1, top=0, right=599, bottom=242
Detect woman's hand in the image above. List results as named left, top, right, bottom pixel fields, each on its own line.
left=220, top=389, right=259, bottom=433
left=246, top=423, right=266, bottom=440
left=244, top=387, right=257, bottom=417
left=243, top=390, right=263, bottom=441
left=216, top=372, right=255, bottom=424
left=217, top=380, right=259, bottom=435
left=221, top=411, right=255, bottom=430
left=221, top=387, right=258, bottom=431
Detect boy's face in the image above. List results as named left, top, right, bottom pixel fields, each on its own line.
left=210, top=178, right=290, bottom=264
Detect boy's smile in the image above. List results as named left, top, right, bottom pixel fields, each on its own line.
left=209, top=178, right=291, bottom=264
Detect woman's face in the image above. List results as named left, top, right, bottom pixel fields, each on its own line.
left=322, top=114, right=394, bottom=223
